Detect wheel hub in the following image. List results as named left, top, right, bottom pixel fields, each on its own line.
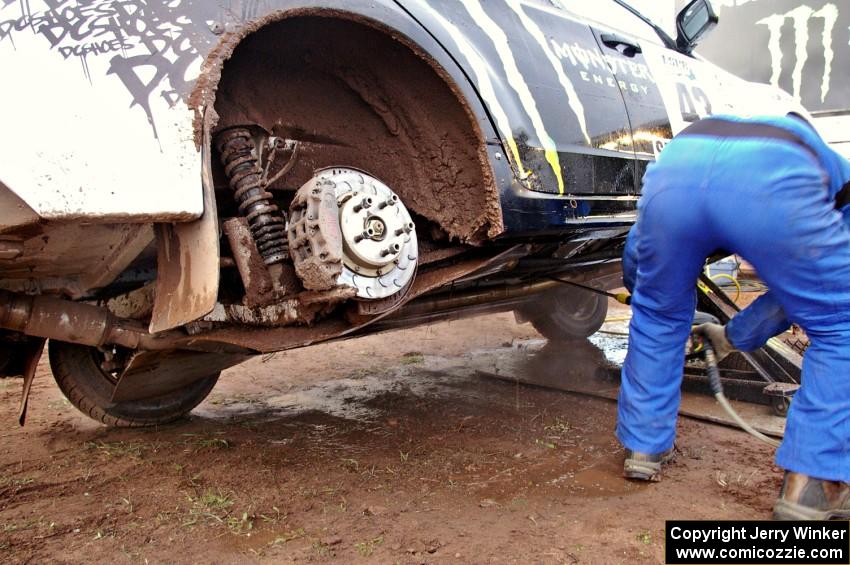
left=339, top=191, right=410, bottom=276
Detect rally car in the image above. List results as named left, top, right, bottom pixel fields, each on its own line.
left=0, top=0, right=806, bottom=426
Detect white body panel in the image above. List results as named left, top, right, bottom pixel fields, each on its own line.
left=0, top=2, right=203, bottom=221
left=643, top=45, right=806, bottom=136
left=814, top=115, right=850, bottom=159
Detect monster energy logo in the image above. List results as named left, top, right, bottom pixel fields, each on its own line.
left=757, top=4, right=839, bottom=104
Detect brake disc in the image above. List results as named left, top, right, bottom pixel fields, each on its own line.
left=289, top=168, right=418, bottom=300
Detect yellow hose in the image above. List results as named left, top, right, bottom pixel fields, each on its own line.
left=709, top=273, right=742, bottom=303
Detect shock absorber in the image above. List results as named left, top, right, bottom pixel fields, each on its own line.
left=215, top=127, right=288, bottom=265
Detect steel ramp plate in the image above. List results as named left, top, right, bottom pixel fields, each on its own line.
left=697, top=274, right=802, bottom=384
left=464, top=337, right=785, bottom=439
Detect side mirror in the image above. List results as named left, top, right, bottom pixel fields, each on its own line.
left=676, top=0, right=719, bottom=53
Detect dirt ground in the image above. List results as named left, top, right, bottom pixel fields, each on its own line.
left=0, top=301, right=781, bottom=564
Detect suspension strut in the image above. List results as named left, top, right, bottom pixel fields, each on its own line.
left=215, top=127, right=288, bottom=266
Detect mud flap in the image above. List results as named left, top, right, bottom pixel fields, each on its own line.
left=149, top=111, right=220, bottom=333
left=18, top=338, right=46, bottom=426
left=111, top=350, right=247, bottom=403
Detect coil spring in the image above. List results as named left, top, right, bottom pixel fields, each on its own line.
left=215, top=128, right=288, bottom=265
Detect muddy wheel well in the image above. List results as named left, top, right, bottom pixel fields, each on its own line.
left=206, top=13, right=502, bottom=244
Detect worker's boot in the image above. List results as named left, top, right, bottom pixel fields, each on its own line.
left=623, top=448, right=675, bottom=482
left=773, top=472, right=850, bottom=520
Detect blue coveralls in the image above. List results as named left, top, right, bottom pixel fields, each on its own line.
left=618, top=115, right=850, bottom=481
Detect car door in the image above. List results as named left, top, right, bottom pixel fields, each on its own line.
left=398, top=0, right=638, bottom=195
left=558, top=1, right=683, bottom=190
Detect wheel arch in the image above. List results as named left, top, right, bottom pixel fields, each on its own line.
left=189, top=4, right=505, bottom=244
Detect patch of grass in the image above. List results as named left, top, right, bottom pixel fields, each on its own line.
left=196, top=438, right=231, bottom=450
left=312, top=540, right=332, bottom=557
left=259, top=506, right=284, bottom=524
left=298, top=486, right=319, bottom=499
left=400, top=352, right=424, bottom=365
left=47, top=398, right=71, bottom=410
left=85, top=440, right=161, bottom=459
left=2, top=516, right=55, bottom=533
left=0, top=476, right=34, bottom=490
left=181, top=488, right=255, bottom=535
left=298, top=485, right=348, bottom=514
left=226, top=512, right=254, bottom=535
left=119, top=544, right=142, bottom=560
left=354, top=536, right=384, bottom=557
left=155, top=508, right=180, bottom=523
left=534, top=438, right=556, bottom=449
left=509, top=497, right=528, bottom=510
left=340, top=458, right=360, bottom=472
left=272, top=528, right=306, bottom=545
left=182, top=434, right=232, bottom=451
left=636, top=531, right=652, bottom=545
left=93, top=528, right=116, bottom=540
left=184, top=472, right=204, bottom=490
left=184, top=488, right=236, bottom=529
left=196, top=489, right=233, bottom=510
left=544, top=417, right=571, bottom=435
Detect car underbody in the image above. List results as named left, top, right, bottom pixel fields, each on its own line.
left=0, top=12, right=629, bottom=426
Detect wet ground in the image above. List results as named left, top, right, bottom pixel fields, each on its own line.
left=0, top=302, right=781, bottom=564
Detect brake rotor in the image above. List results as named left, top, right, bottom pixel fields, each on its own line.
left=289, top=168, right=418, bottom=301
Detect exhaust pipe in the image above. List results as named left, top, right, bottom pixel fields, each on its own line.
left=0, top=290, right=177, bottom=350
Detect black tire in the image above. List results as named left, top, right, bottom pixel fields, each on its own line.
left=522, top=286, right=609, bottom=341
left=48, top=341, right=219, bottom=427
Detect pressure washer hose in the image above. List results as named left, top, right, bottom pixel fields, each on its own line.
left=549, top=274, right=780, bottom=446
left=702, top=340, right=780, bottom=448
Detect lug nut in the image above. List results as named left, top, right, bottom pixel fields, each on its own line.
left=381, top=243, right=402, bottom=257
left=378, top=194, right=399, bottom=209
left=354, top=197, right=374, bottom=213
left=395, top=222, right=415, bottom=236
left=354, top=227, right=376, bottom=243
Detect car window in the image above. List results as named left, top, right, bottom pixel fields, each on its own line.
left=554, top=0, right=664, bottom=46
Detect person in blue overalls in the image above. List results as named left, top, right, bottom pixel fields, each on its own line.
left=618, top=114, right=850, bottom=520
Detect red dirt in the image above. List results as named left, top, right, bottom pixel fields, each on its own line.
left=0, top=306, right=780, bottom=564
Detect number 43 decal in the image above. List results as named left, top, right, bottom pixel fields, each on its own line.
left=677, top=83, right=712, bottom=122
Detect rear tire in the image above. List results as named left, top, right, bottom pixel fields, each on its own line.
left=49, top=341, right=219, bottom=427
left=521, top=286, right=609, bottom=341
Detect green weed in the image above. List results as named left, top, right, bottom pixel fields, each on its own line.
left=401, top=352, right=424, bottom=365
left=355, top=536, right=384, bottom=557
left=272, top=528, right=306, bottom=545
